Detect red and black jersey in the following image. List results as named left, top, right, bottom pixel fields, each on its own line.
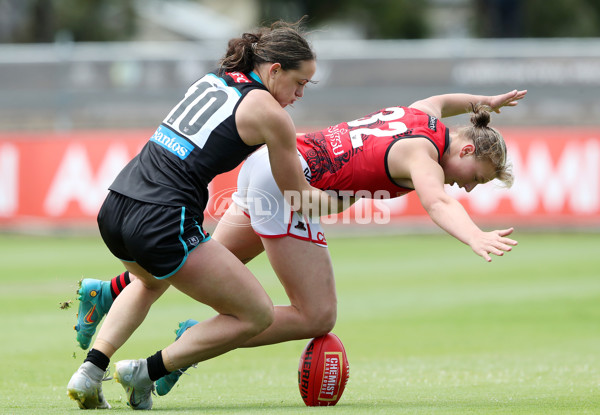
left=297, top=106, right=449, bottom=198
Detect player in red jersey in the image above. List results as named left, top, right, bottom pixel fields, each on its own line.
left=71, top=88, right=526, bottom=397
left=211, top=89, right=525, bottom=349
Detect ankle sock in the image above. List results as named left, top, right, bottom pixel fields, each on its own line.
left=146, top=350, right=170, bottom=381
left=109, top=271, right=131, bottom=300
left=84, top=348, right=110, bottom=372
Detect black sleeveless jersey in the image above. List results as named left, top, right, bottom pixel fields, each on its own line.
left=109, top=71, right=266, bottom=214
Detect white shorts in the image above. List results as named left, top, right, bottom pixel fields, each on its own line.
left=232, top=146, right=327, bottom=247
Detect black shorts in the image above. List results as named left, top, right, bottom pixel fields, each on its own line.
left=97, top=191, right=210, bottom=279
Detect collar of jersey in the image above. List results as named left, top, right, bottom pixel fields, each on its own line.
left=249, top=71, right=263, bottom=84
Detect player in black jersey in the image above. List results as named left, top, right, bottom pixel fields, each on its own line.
left=67, top=19, right=341, bottom=410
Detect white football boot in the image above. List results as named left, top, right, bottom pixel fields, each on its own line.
left=67, top=361, right=112, bottom=409
left=115, top=359, right=155, bottom=410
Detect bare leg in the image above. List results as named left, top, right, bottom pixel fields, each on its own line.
left=212, top=203, right=264, bottom=263
left=214, top=203, right=337, bottom=348
left=84, top=203, right=263, bottom=358
left=242, top=236, right=336, bottom=347
left=152, top=201, right=335, bottom=370
left=92, top=262, right=168, bottom=357
left=157, top=239, right=274, bottom=371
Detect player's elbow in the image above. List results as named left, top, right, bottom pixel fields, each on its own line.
left=421, top=195, right=459, bottom=228
left=421, top=193, right=453, bottom=217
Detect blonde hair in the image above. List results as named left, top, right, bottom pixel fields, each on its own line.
left=457, top=104, right=514, bottom=187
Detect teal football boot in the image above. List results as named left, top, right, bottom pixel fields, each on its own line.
left=74, top=278, right=113, bottom=349
left=155, top=319, right=199, bottom=396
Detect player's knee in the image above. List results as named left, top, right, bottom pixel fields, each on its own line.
left=306, top=303, right=337, bottom=337
left=257, top=303, right=275, bottom=332
left=245, top=298, right=275, bottom=335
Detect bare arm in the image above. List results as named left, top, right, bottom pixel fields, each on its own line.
left=265, top=117, right=338, bottom=216
left=409, top=89, right=527, bottom=119
left=391, top=140, right=517, bottom=262
left=389, top=90, right=524, bottom=260
left=237, top=91, right=340, bottom=216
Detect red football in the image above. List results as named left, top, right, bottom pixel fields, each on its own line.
left=298, top=333, right=350, bottom=406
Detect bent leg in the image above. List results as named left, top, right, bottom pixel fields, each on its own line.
left=92, top=262, right=168, bottom=358
left=161, top=239, right=274, bottom=370
left=242, top=236, right=337, bottom=347
left=212, top=203, right=264, bottom=264
left=75, top=203, right=261, bottom=352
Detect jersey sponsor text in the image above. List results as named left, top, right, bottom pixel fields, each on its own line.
left=150, top=125, right=194, bottom=160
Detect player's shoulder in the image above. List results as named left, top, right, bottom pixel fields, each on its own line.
left=242, top=90, right=290, bottom=124
left=237, top=90, right=294, bottom=145
left=242, top=87, right=275, bottom=105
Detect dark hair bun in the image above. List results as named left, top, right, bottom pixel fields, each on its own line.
left=470, top=104, right=491, bottom=128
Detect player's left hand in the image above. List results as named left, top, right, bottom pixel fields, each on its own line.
left=489, top=90, right=527, bottom=113
left=471, top=227, right=518, bottom=262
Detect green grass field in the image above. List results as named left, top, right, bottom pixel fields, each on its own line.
left=1, top=230, right=599, bottom=414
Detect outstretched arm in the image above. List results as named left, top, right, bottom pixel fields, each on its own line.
left=416, top=156, right=517, bottom=262
left=394, top=141, right=518, bottom=262
left=409, top=89, right=527, bottom=119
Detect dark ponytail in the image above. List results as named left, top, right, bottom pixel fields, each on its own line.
left=218, top=18, right=315, bottom=75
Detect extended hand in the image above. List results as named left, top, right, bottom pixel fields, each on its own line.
left=489, top=90, right=527, bottom=113
left=471, top=227, right=518, bottom=262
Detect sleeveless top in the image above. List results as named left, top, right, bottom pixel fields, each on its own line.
left=109, top=71, right=266, bottom=214
left=296, top=106, right=450, bottom=198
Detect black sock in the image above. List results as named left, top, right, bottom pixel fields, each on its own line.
left=109, top=271, right=131, bottom=300
left=146, top=350, right=170, bottom=381
left=84, top=348, right=110, bottom=372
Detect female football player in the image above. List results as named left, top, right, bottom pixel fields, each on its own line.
left=66, top=18, right=341, bottom=410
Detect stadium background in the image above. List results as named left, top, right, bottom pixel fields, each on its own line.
left=1, top=0, right=600, bottom=233
left=1, top=2, right=600, bottom=414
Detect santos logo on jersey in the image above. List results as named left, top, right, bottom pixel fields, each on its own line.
left=150, top=125, right=195, bottom=160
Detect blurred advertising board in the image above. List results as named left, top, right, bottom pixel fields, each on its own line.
left=0, top=127, right=599, bottom=230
